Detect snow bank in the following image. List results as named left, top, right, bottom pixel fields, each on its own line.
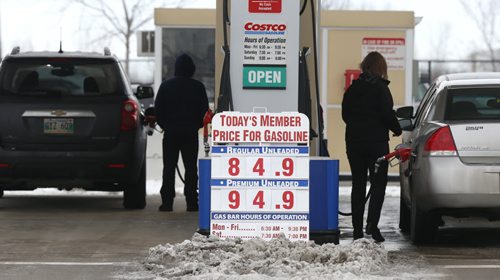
left=124, top=233, right=431, bottom=280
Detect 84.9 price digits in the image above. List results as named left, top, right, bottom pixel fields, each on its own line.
left=227, top=157, right=295, bottom=177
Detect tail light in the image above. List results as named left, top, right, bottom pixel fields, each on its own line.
left=121, top=100, right=138, bottom=131
left=108, top=164, right=126, bottom=168
left=424, top=126, right=457, bottom=156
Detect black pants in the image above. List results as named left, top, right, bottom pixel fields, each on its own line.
left=161, top=130, right=199, bottom=206
left=346, top=141, right=389, bottom=233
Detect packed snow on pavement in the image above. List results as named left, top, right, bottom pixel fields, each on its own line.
left=7, top=180, right=444, bottom=279
left=120, top=233, right=444, bottom=280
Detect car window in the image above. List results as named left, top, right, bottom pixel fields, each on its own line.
left=421, top=93, right=439, bottom=123
left=414, top=82, right=436, bottom=118
left=0, top=58, right=124, bottom=97
left=445, top=87, right=500, bottom=120
left=414, top=86, right=437, bottom=126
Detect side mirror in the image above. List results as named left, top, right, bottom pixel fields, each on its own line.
left=396, top=106, right=414, bottom=119
left=135, top=86, right=154, bottom=99
left=399, top=119, right=413, bottom=131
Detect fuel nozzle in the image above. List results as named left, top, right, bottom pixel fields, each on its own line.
left=202, top=108, right=214, bottom=157
left=373, top=145, right=414, bottom=174
left=374, top=156, right=386, bottom=174
left=144, top=107, right=157, bottom=136
left=204, top=141, right=210, bottom=157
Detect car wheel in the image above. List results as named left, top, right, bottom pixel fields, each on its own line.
left=123, top=162, right=146, bottom=209
left=410, top=196, right=437, bottom=244
left=399, top=196, right=411, bottom=233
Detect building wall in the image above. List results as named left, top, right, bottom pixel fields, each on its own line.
left=154, top=7, right=415, bottom=175
left=320, top=10, right=414, bottom=174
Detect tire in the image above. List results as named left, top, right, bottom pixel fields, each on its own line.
left=123, top=162, right=146, bottom=209
left=399, top=196, right=411, bottom=233
left=410, top=196, right=437, bottom=245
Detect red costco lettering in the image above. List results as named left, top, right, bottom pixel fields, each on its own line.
left=244, top=22, right=287, bottom=32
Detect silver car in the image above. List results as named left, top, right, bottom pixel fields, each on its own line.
left=397, top=72, right=500, bottom=244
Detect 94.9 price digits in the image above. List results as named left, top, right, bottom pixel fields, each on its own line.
left=226, top=189, right=296, bottom=210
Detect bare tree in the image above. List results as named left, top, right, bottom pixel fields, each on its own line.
left=321, top=0, right=377, bottom=11
left=321, top=0, right=350, bottom=10
left=429, top=22, right=452, bottom=60
left=74, top=0, right=185, bottom=74
left=460, top=0, right=500, bottom=71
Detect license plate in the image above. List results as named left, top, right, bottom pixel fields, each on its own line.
left=43, top=118, right=74, bottom=134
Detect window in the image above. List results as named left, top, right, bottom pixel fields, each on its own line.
left=0, top=58, right=123, bottom=97
left=162, top=28, right=215, bottom=101
left=414, top=85, right=437, bottom=127
left=445, top=88, right=500, bottom=120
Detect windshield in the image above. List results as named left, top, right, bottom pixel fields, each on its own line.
left=0, top=58, right=124, bottom=97
left=445, top=87, right=500, bottom=120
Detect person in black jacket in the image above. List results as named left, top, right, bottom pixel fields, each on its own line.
left=154, top=53, right=209, bottom=212
left=341, top=51, right=402, bottom=242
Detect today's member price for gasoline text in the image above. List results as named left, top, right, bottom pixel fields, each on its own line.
left=211, top=156, right=309, bottom=179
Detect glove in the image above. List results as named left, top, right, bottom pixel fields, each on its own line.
left=392, top=130, right=402, bottom=137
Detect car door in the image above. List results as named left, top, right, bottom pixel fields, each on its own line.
left=400, top=82, right=438, bottom=203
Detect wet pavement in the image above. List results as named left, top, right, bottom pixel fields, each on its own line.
left=1, top=180, right=500, bottom=279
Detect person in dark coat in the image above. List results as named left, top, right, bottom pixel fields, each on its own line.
left=341, top=51, right=402, bottom=242
left=154, top=53, right=209, bottom=212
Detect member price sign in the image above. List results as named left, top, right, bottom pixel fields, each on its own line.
left=210, top=112, right=309, bottom=241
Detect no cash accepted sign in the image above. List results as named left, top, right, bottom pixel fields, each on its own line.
left=249, top=0, right=282, bottom=13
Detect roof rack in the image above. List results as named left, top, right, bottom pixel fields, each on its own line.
left=11, top=46, right=20, bottom=55
left=104, top=47, right=111, bottom=56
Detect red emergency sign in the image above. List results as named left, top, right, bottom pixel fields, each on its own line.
left=249, top=0, right=282, bottom=13
left=344, top=69, right=361, bottom=90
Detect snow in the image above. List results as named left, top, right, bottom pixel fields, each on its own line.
left=116, top=181, right=440, bottom=279
left=118, top=233, right=441, bottom=280
left=4, top=180, right=444, bottom=279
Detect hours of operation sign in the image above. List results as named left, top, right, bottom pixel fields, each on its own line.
left=230, top=0, right=300, bottom=113
left=210, top=112, right=309, bottom=241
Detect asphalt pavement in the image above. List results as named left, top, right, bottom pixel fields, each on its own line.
left=1, top=133, right=500, bottom=279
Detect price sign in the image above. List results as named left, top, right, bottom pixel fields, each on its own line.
left=211, top=156, right=309, bottom=179
left=211, top=188, right=308, bottom=211
left=210, top=112, right=309, bottom=241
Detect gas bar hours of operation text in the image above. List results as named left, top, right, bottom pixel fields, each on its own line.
left=211, top=188, right=308, bottom=212
left=211, top=156, right=308, bottom=179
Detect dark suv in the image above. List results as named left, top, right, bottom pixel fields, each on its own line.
left=0, top=47, right=153, bottom=209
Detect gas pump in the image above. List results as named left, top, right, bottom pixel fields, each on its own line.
left=199, top=0, right=340, bottom=244
left=216, top=0, right=328, bottom=157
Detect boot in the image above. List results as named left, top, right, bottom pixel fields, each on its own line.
left=371, top=227, right=385, bottom=243
left=365, top=222, right=373, bottom=235
left=186, top=198, right=198, bottom=212
left=353, top=230, right=364, bottom=240
left=158, top=204, right=173, bottom=212
left=186, top=204, right=198, bottom=212
left=159, top=197, right=173, bottom=212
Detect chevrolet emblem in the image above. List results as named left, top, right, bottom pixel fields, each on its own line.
left=51, top=110, right=67, bottom=116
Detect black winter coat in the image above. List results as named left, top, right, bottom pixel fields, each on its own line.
left=341, top=73, right=402, bottom=143
left=154, top=54, right=209, bottom=133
